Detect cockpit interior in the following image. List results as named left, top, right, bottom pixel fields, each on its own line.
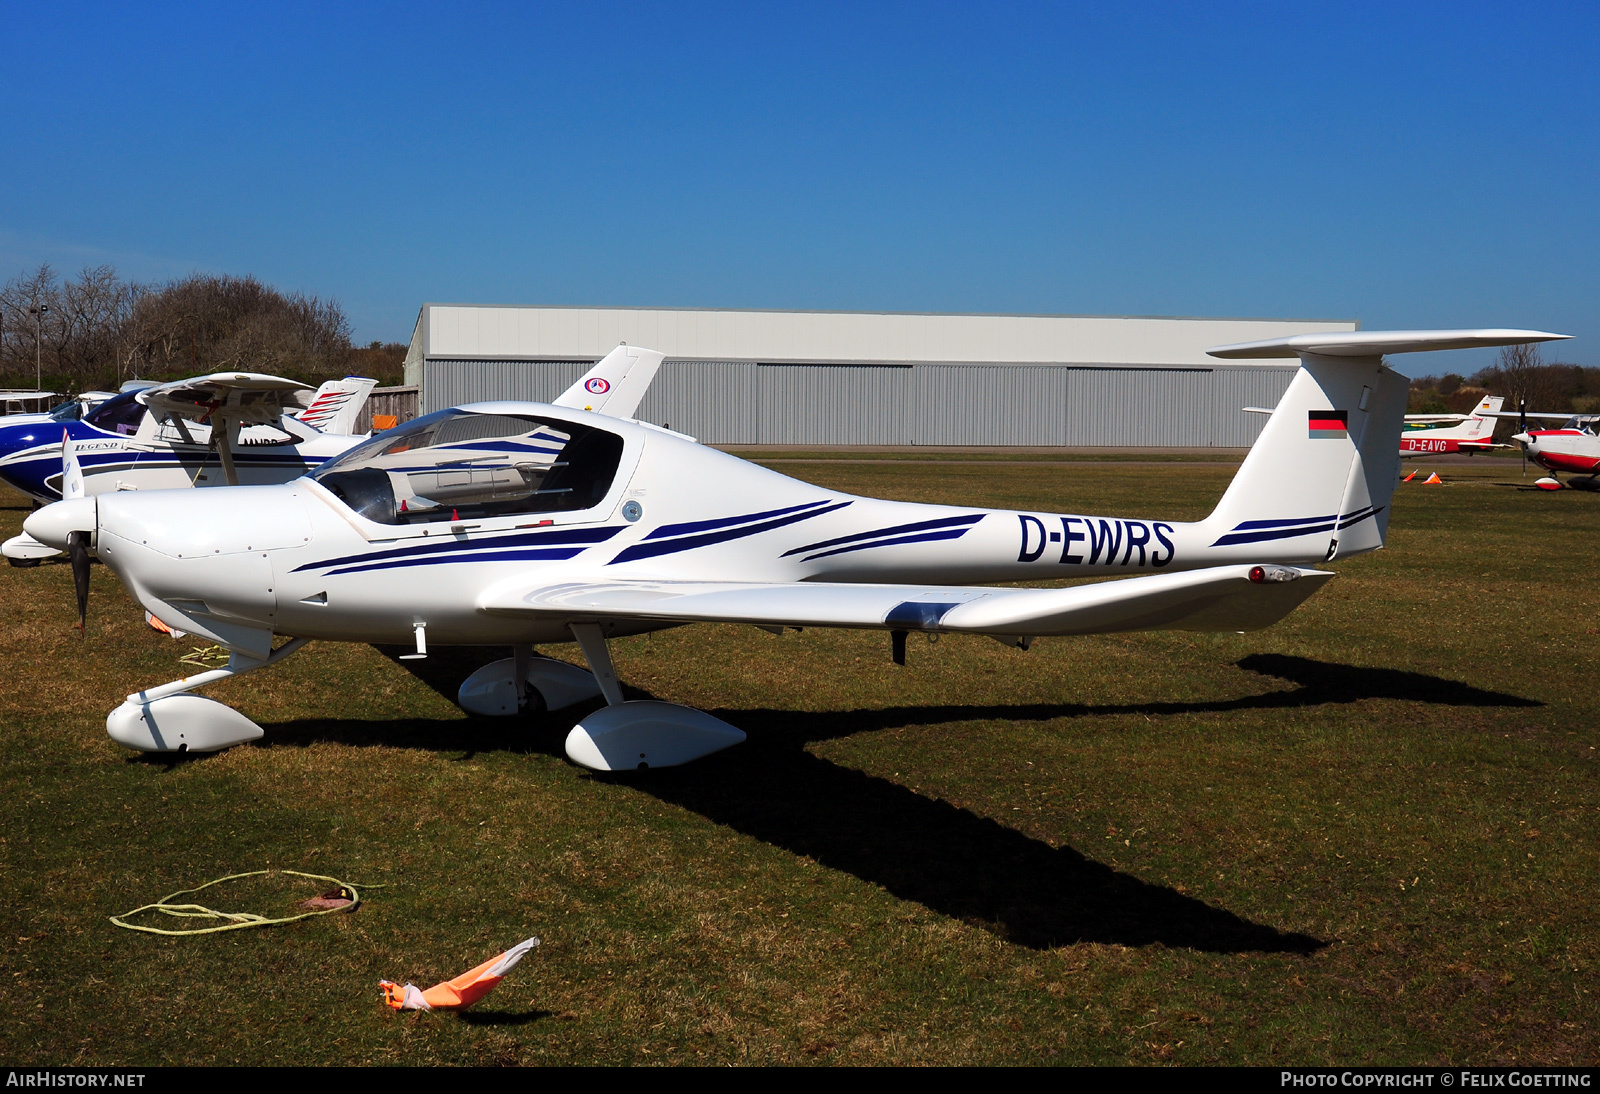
left=309, top=409, right=625, bottom=525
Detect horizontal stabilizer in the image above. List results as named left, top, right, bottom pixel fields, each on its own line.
left=1208, top=329, right=1570, bottom=360
left=479, top=565, right=1335, bottom=637
left=1481, top=411, right=1575, bottom=421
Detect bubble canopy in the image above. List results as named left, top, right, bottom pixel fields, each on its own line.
left=309, top=408, right=625, bottom=526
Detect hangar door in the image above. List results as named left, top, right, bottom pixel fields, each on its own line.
left=1064, top=368, right=1213, bottom=447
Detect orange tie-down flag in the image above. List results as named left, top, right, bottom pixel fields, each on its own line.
left=380, top=936, right=540, bottom=1011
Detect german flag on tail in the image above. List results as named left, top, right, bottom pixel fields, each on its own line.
left=1308, top=410, right=1348, bottom=440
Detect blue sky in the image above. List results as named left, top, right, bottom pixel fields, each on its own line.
left=2, top=1, right=1595, bottom=376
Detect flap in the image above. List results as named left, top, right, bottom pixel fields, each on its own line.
left=479, top=565, right=1335, bottom=636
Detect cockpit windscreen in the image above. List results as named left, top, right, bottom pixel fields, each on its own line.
left=84, top=392, right=149, bottom=435
left=309, top=409, right=624, bottom=525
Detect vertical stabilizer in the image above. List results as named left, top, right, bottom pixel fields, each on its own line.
left=1202, top=354, right=1393, bottom=559
left=1202, top=330, right=1568, bottom=560
left=295, top=377, right=378, bottom=435
left=555, top=345, right=666, bottom=420
left=1464, top=395, right=1505, bottom=441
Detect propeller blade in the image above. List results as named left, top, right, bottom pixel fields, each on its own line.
left=67, top=530, right=90, bottom=636
left=1519, top=399, right=1529, bottom=479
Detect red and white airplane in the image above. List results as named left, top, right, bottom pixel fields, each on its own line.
left=1398, top=396, right=1505, bottom=456
left=1509, top=414, right=1600, bottom=485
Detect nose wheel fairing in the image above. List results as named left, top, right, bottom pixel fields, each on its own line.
left=107, top=694, right=265, bottom=752
left=104, top=638, right=309, bottom=754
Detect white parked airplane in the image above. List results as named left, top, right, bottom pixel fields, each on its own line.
left=0, top=373, right=378, bottom=563
left=1399, top=395, right=1506, bottom=456
left=22, top=330, right=1568, bottom=770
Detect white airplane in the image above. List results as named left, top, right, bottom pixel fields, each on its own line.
left=1399, top=395, right=1506, bottom=456
left=1466, top=404, right=1600, bottom=487
left=1509, top=414, right=1600, bottom=486
left=0, top=389, right=121, bottom=424
left=21, top=330, right=1568, bottom=770
left=1, top=373, right=378, bottom=564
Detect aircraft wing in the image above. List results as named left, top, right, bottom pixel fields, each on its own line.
left=479, top=564, right=1335, bottom=636
left=1479, top=411, right=1574, bottom=420
left=139, top=372, right=313, bottom=426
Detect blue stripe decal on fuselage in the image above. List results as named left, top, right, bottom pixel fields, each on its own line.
left=1210, top=507, right=1381, bottom=547
left=294, top=525, right=622, bottom=573
left=782, top=513, right=984, bottom=557
left=1227, top=514, right=1337, bottom=531
left=799, top=527, right=973, bottom=562
left=645, top=500, right=836, bottom=540
left=611, top=501, right=853, bottom=564
left=326, top=547, right=589, bottom=575
left=1212, top=523, right=1337, bottom=546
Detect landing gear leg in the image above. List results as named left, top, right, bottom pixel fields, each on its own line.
left=107, top=637, right=310, bottom=752
left=568, top=623, right=624, bottom=706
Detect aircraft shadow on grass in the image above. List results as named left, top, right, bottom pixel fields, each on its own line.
left=456, top=1008, right=554, bottom=1027
left=246, top=646, right=1539, bottom=956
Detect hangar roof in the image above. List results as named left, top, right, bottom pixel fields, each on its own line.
left=410, top=305, right=1358, bottom=367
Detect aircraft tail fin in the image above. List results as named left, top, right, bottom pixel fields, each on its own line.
left=1203, top=331, right=1566, bottom=560
left=554, top=345, right=666, bottom=420
left=1463, top=395, right=1505, bottom=441
left=294, top=377, right=378, bottom=435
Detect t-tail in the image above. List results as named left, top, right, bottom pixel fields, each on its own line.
left=1199, top=330, right=1567, bottom=562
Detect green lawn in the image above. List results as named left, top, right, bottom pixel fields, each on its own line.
left=0, top=458, right=1594, bottom=1065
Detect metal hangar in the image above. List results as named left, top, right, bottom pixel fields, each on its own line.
left=403, top=305, right=1358, bottom=447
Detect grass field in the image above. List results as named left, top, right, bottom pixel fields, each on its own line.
left=0, top=457, right=1595, bottom=1066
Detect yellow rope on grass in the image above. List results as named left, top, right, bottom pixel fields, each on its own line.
left=110, top=869, right=380, bottom=936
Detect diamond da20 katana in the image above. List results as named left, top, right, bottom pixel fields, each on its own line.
left=22, top=330, right=1568, bottom=770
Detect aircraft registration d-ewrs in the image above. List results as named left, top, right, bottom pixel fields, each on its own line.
left=23, top=330, right=1568, bottom=770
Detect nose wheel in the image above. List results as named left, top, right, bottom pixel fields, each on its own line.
left=106, top=638, right=309, bottom=753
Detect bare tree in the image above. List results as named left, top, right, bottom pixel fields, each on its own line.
left=0, top=265, right=355, bottom=391
left=1494, top=343, right=1544, bottom=413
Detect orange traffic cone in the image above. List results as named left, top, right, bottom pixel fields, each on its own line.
left=1402, top=471, right=1417, bottom=482
left=1422, top=472, right=1443, bottom=484
left=380, top=936, right=540, bottom=1011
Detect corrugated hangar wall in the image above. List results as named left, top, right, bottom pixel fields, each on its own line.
left=422, top=359, right=1297, bottom=447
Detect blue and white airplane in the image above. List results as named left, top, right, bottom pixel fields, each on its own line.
left=22, top=330, right=1568, bottom=770
left=0, top=373, right=379, bottom=508
left=0, top=373, right=381, bottom=563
